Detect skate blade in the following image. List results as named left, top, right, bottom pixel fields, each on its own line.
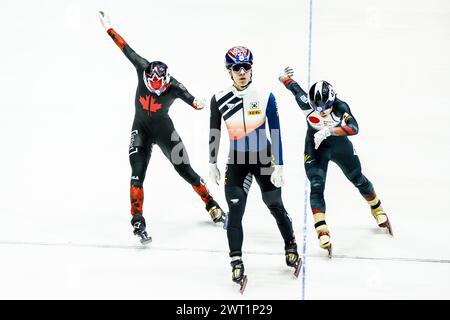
left=139, top=236, right=152, bottom=245
left=222, top=214, right=229, bottom=230
left=239, top=275, right=248, bottom=294
left=294, top=258, right=302, bottom=278
left=321, top=243, right=332, bottom=259
left=379, top=220, right=394, bottom=236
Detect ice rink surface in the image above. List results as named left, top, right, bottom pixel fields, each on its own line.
left=0, top=0, right=449, bottom=300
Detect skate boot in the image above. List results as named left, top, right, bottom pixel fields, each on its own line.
left=315, top=223, right=332, bottom=258
left=285, top=240, right=302, bottom=278
left=206, top=200, right=227, bottom=226
left=313, top=210, right=332, bottom=258
left=230, top=258, right=248, bottom=294
left=192, top=179, right=227, bottom=227
left=130, top=214, right=152, bottom=245
left=318, top=231, right=332, bottom=258
left=371, top=205, right=393, bottom=236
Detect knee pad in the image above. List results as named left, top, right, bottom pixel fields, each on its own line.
left=226, top=186, right=247, bottom=207
left=310, top=176, right=325, bottom=194
left=225, top=186, right=247, bottom=226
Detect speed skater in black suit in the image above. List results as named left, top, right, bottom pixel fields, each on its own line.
left=279, top=66, right=392, bottom=257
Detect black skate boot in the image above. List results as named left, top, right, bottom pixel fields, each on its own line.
left=131, top=214, right=152, bottom=245
left=285, top=240, right=302, bottom=278
left=230, top=258, right=248, bottom=294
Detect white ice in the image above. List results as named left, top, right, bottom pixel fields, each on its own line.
left=0, top=0, right=449, bottom=299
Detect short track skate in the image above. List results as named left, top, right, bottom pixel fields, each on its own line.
left=237, top=275, right=248, bottom=294
left=209, top=206, right=227, bottom=230
left=372, top=208, right=393, bottom=237
left=318, top=232, right=332, bottom=258
left=324, top=243, right=332, bottom=258
left=132, top=220, right=152, bottom=245
left=293, top=258, right=302, bottom=278
left=137, top=230, right=152, bottom=245
left=231, top=259, right=247, bottom=294
left=378, top=218, right=393, bottom=236
left=285, top=248, right=302, bottom=277
left=221, top=212, right=229, bottom=230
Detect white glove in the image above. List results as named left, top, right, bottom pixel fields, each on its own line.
left=314, top=128, right=331, bottom=149
left=192, top=98, right=206, bottom=110
left=98, top=11, right=112, bottom=31
left=270, top=165, right=284, bottom=188
left=278, top=66, right=294, bottom=82
left=209, top=163, right=221, bottom=185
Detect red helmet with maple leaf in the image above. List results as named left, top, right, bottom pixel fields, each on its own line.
left=143, top=61, right=171, bottom=95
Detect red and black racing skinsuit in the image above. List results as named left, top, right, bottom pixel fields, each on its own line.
left=106, top=28, right=218, bottom=217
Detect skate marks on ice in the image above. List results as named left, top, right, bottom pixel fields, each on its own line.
left=308, top=253, right=450, bottom=264
left=0, top=240, right=448, bottom=264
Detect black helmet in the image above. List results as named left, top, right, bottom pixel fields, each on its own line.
left=308, top=81, right=336, bottom=111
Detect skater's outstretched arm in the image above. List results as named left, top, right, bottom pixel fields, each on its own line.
left=266, top=93, right=283, bottom=166
left=171, top=78, right=206, bottom=110
left=278, top=67, right=311, bottom=112
left=99, top=11, right=148, bottom=69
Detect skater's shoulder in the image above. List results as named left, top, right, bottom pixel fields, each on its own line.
left=245, top=82, right=273, bottom=103
left=333, top=98, right=351, bottom=112
left=247, top=81, right=274, bottom=96
left=168, top=76, right=188, bottom=93
left=212, top=86, right=235, bottom=101
left=169, top=76, right=180, bottom=86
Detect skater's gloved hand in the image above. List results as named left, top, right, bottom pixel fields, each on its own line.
left=192, top=98, right=206, bottom=110
left=314, top=128, right=331, bottom=149
left=98, top=11, right=112, bottom=31
left=209, top=162, right=221, bottom=185
left=270, top=165, right=284, bottom=188
left=278, top=66, right=294, bottom=83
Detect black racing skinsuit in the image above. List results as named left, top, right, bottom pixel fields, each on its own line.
left=106, top=28, right=214, bottom=217
left=282, top=79, right=377, bottom=216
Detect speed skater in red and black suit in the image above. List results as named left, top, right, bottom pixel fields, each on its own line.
left=99, top=11, right=225, bottom=244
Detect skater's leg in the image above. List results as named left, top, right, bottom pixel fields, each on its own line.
left=129, top=126, right=153, bottom=215
left=332, top=138, right=391, bottom=233
left=261, top=188, right=299, bottom=267
left=156, top=126, right=200, bottom=185
left=128, top=127, right=153, bottom=243
left=252, top=160, right=300, bottom=267
left=156, top=124, right=224, bottom=220
left=305, top=141, right=332, bottom=251
left=253, top=167, right=296, bottom=244
left=225, top=185, right=248, bottom=259
left=129, top=144, right=152, bottom=216
left=226, top=185, right=248, bottom=285
left=225, top=163, right=250, bottom=275
left=349, top=172, right=390, bottom=231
